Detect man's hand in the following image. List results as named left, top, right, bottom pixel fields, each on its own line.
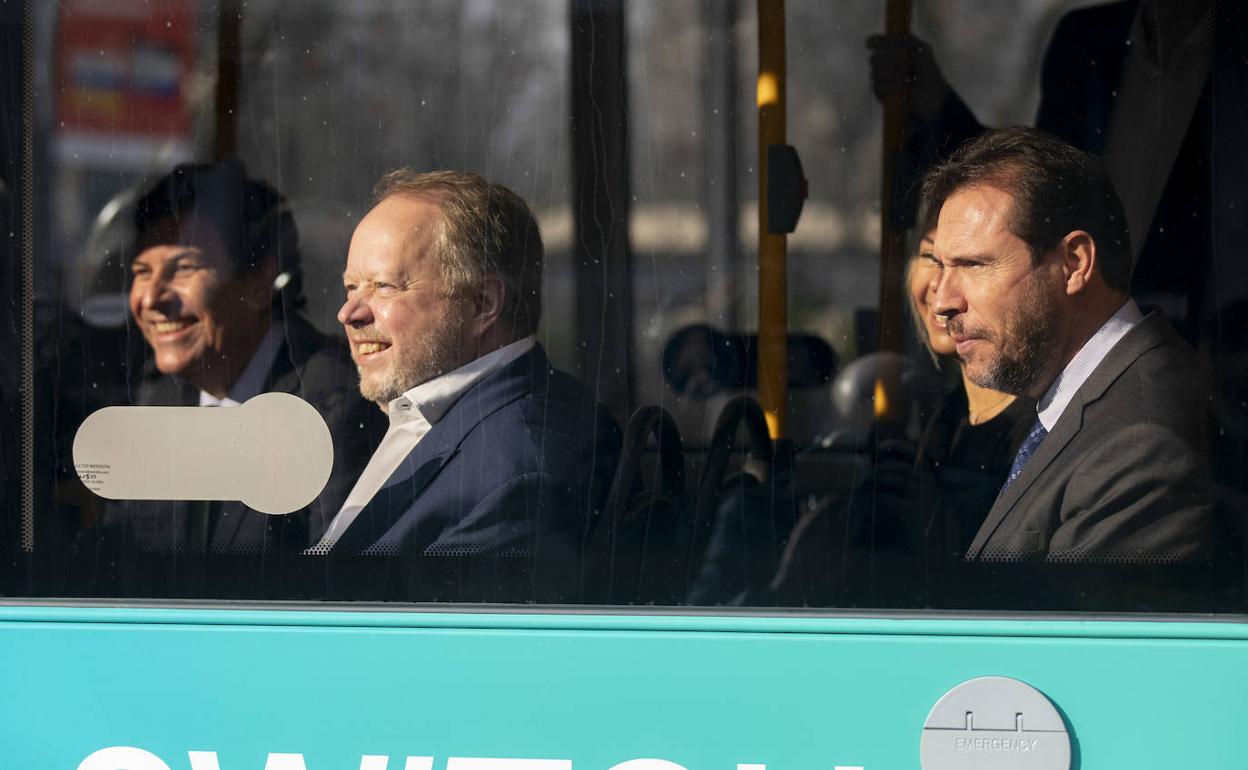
left=866, top=33, right=951, bottom=123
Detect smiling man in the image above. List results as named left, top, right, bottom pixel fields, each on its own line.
left=109, top=161, right=384, bottom=553
left=921, top=127, right=1213, bottom=563
left=312, top=170, right=620, bottom=585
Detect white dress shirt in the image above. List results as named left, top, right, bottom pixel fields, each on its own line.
left=1037, top=299, right=1144, bottom=431
left=198, top=324, right=284, bottom=407
left=312, top=335, right=537, bottom=550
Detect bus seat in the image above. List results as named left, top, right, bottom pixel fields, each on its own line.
left=582, top=405, right=688, bottom=605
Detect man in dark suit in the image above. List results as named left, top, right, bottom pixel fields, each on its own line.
left=921, top=127, right=1213, bottom=563
left=313, top=170, right=620, bottom=576
left=104, top=161, right=384, bottom=553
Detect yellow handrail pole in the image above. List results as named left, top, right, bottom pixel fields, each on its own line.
left=876, top=0, right=913, bottom=352
left=757, top=0, right=787, bottom=440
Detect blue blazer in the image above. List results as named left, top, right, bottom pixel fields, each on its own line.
left=328, top=345, right=621, bottom=567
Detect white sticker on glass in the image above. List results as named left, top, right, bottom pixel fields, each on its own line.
left=72, top=392, right=333, bottom=514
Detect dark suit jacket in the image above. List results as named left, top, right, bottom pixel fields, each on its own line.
left=103, top=314, right=386, bottom=553
left=966, top=311, right=1214, bottom=563
left=327, top=345, right=621, bottom=573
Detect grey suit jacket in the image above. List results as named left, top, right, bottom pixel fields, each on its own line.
left=966, top=311, right=1214, bottom=563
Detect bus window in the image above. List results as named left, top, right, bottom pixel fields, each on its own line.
left=1, top=0, right=1244, bottom=615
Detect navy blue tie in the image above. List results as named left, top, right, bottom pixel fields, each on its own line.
left=1001, top=418, right=1048, bottom=495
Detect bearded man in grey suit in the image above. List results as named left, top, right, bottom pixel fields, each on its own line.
left=921, top=127, right=1213, bottom=563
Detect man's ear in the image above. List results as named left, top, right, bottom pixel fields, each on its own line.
left=1059, top=230, right=1096, bottom=296
left=469, top=274, right=506, bottom=337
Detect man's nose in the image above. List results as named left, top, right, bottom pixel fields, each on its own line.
left=138, top=275, right=172, bottom=311
left=931, top=267, right=966, bottom=319
left=337, top=293, right=373, bottom=327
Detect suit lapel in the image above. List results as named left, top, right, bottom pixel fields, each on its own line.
left=264, top=315, right=326, bottom=396
left=213, top=329, right=302, bottom=551
left=213, top=319, right=332, bottom=549
left=965, top=312, right=1172, bottom=558
left=327, top=430, right=459, bottom=553
left=965, top=405, right=1083, bottom=558
left=328, top=347, right=545, bottom=553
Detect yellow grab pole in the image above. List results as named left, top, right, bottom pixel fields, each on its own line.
left=876, top=0, right=913, bottom=352
left=757, top=0, right=787, bottom=440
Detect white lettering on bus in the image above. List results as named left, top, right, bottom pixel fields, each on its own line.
left=607, top=759, right=686, bottom=770
left=187, top=752, right=222, bottom=770
left=79, top=749, right=865, bottom=770
left=448, top=758, right=572, bottom=770
left=79, top=747, right=171, bottom=770
left=185, top=754, right=399, bottom=770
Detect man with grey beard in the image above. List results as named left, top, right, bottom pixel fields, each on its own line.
left=922, top=127, right=1213, bottom=563
left=311, top=170, right=620, bottom=584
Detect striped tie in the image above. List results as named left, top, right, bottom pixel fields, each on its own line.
left=1001, top=418, right=1048, bottom=495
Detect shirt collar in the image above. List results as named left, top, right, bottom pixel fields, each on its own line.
left=198, top=323, right=284, bottom=407
left=385, top=335, right=537, bottom=426
left=1036, top=299, right=1144, bottom=430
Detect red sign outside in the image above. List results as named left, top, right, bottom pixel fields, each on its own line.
left=56, top=0, right=195, bottom=162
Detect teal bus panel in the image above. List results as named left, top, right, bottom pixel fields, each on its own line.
left=1, top=607, right=1245, bottom=769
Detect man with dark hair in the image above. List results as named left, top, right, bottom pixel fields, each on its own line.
left=922, top=127, right=1213, bottom=563
left=313, top=170, right=620, bottom=573
left=108, top=160, right=384, bottom=553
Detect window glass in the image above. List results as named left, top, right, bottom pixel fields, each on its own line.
left=2, top=0, right=1244, bottom=613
